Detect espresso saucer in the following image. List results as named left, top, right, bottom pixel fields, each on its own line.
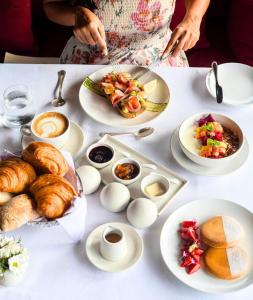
left=86, top=222, right=143, bottom=272
left=170, top=127, right=249, bottom=176
left=21, top=121, right=85, bottom=158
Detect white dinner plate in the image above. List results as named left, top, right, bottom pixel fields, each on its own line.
left=79, top=65, right=170, bottom=128
left=170, top=127, right=249, bottom=176
left=160, top=199, right=253, bottom=293
left=21, top=121, right=85, bottom=159
left=206, top=63, right=253, bottom=106
left=86, top=222, right=143, bottom=272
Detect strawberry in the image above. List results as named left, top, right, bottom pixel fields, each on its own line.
left=180, top=256, right=195, bottom=268
left=214, top=132, right=223, bottom=141
left=187, top=262, right=201, bottom=274
left=192, top=248, right=204, bottom=256
left=181, top=220, right=197, bottom=229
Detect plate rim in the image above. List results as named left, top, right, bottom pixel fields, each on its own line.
left=160, top=198, right=253, bottom=294
left=79, top=64, right=170, bottom=128
left=206, top=63, right=253, bottom=106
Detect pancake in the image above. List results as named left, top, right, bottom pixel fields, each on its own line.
left=204, top=246, right=249, bottom=280
left=200, top=216, right=243, bottom=248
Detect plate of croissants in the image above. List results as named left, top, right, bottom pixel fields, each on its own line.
left=0, top=141, right=82, bottom=232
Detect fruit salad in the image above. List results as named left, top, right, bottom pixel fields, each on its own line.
left=100, top=72, right=146, bottom=119
left=179, top=220, right=204, bottom=275
left=194, top=114, right=239, bottom=158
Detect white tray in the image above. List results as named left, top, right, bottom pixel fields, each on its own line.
left=81, top=135, right=188, bottom=215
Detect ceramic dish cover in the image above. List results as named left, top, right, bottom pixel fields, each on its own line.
left=206, top=63, right=253, bottom=106
left=86, top=222, right=143, bottom=272
left=79, top=65, right=170, bottom=128
left=170, top=127, right=249, bottom=176
left=160, top=199, right=253, bottom=293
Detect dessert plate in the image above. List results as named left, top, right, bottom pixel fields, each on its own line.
left=86, top=222, right=143, bottom=272
left=21, top=121, right=85, bottom=159
left=160, top=199, right=253, bottom=293
left=171, top=127, right=249, bottom=176
left=206, top=63, right=253, bottom=106
left=79, top=65, right=170, bottom=128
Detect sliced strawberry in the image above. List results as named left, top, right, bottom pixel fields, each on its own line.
left=180, top=256, right=195, bottom=268
left=181, top=220, right=197, bottom=229
left=181, top=250, right=190, bottom=259
left=187, top=262, right=201, bottom=274
left=214, top=132, right=223, bottom=141
left=192, top=248, right=204, bottom=256
left=181, top=227, right=198, bottom=242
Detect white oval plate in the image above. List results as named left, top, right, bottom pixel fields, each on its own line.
left=21, top=121, right=85, bottom=159
left=86, top=222, right=143, bottom=272
left=160, top=199, right=253, bottom=293
left=206, top=63, right=253, bottom=106
left=171, top=127, right=249, bottom=176
left=79, top=65, right=170, bottom=128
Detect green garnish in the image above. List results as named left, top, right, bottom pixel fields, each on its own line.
left=201, top=123, right=214, bottom=131
left=207, top=139, right=220, bottom=147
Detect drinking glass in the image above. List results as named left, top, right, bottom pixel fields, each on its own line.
left=2, top=85, right=36, bottom=127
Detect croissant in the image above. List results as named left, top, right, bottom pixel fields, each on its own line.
left=22, top=142, right=69, bottom=176
left=0, top=194, right=39, bottom=232
left=0, top=157, right=36, bottom=193
left=30, top=174, right=77, bottom=219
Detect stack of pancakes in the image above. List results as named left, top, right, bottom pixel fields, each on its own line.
left=200, top=216, right=249, bottom=280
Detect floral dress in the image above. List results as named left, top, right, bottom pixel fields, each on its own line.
left=60, top=0, right=188, bottom=67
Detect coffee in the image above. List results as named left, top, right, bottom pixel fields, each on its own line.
left=32, top=112, right=68, bottom=138
left=105, top=233, right=122, bottom=243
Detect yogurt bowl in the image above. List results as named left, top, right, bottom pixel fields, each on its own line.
left=178, top=113, right=244, bottom=168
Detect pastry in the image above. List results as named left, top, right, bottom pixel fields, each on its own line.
left=200, top=216, right=243, bottom=248
left=0, top=157, right=36, bottom=193
left=0, top=194, right=39, bottom=232
left=0, top=192, right=13, bottom=205
left=22, top=142, right=69, bottom=176
left=204, top=246, right=249, bottom=280
left=30, top=174, right=77, bottom=219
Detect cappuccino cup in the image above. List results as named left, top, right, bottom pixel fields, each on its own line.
left=21, top=111, right=70, bottom=149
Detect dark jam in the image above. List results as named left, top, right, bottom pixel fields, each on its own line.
left=115, top=163, right=140, bottom=180
left=89, top=146, right=113, bottom=163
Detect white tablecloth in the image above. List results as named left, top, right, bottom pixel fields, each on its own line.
left=0, top=64, right=252, bottom=300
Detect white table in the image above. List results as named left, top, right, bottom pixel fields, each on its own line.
left=0, top=64, right=252, bottom=300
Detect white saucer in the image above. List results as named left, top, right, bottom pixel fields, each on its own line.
left=170, top=127, right=249, bottom=176
left=206, top=63, right=253, bottom=106
left=86, top=222, right=143, bottom=272
left=21, top=121, right=85, bottom=159
left=160, top=199, right=253, bottom=293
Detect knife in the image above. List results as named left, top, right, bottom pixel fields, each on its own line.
left=211, top=61, right=223, bottom=104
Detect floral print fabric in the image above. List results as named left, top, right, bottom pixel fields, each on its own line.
left=60, top=0, right=188, bottom=67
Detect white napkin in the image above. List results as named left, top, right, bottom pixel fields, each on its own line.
left=56, top=151, right=87, bottom=242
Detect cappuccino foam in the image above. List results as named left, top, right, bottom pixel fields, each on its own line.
left=33, top=112, right=68, bottom=138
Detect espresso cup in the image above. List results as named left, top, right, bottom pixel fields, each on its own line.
left=100, top=226, right=127, bottom=261
left=21, top=111, right=70, bottom=149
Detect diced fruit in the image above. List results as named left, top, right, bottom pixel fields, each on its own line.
left=181, top=220, right=197, bottom=229
left=180, top=256, right=195, bottom=267
left=187, top=263, right=201, bottom=274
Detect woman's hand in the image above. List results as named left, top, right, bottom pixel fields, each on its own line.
left=163, top=15, right=201, bottom=58
left=74, top=7, right=108, bottom=55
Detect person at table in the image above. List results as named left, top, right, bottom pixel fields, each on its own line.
left=44, top=0, right=210, bottom=67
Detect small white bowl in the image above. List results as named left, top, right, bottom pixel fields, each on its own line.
left=86, top=143, right=115, bottom=169
left=141, top=173, right=170, bottom=201
left=112, top=158, right=141, bottom=185
left=178, top=113, right=244, bottom=168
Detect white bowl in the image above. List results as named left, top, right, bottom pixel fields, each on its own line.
left=86, top=143, right=115, bottom=169
left=178, top=113, right=244, bottom=168
left=141, top=173, right=170, bottom=201
left=112, top=158, right=141, bottom=185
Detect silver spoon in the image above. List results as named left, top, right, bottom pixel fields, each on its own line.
left=51, top=70, right=66, bottom=107
left=99, top=127, right=154, bottom=138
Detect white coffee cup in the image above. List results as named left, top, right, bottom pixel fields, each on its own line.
left=21, top=111, right=70, bottom=149
left=100, top=226, right=127, bottom=261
